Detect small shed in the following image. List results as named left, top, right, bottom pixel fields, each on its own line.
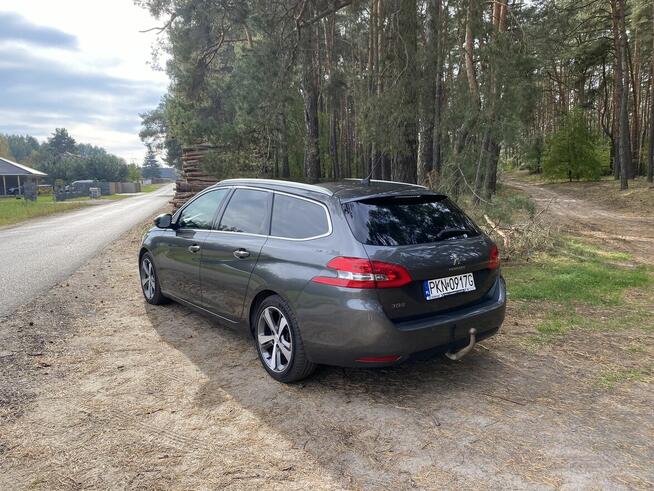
left=0, top=157, right=47, bottom=195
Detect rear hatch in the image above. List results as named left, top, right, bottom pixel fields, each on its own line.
left=341, top=193, right=499, bottom=321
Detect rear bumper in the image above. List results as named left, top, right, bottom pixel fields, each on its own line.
left=297, top=276, right=506, bottom=367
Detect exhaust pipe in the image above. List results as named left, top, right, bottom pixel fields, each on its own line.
left=445, top=328, right=477, bottom=361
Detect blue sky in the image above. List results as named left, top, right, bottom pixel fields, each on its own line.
left=0, top=1, right=169, bottom=164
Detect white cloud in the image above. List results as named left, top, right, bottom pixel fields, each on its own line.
left=0, top=1, right=170, bottom=163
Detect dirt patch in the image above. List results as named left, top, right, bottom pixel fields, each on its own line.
left=548, top=179, right=654, bottom=215
left=1, top=218, right=653, bottom=489
left=505, top=177, right=654, bottom=265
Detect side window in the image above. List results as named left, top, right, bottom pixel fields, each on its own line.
left=218, top=189, right=271, bottom=235
left=271, top=194, right=330, bottom=239
left=178, top=189, right=229, bottom=230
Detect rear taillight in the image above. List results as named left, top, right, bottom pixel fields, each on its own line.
left=312, top=257, right=412, bottom=289
left=488, top=244, right=500, bottom=270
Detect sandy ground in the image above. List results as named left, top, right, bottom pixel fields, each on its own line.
left=506, top=176, right=654, bottom=264
left=1, top=184, right=653, bottom=490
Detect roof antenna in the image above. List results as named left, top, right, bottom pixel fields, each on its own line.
left=361, top=155, right=381, bottom=186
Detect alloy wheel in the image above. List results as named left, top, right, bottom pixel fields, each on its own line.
left=257, top=306, right=293, bottom=373
left=141, top=257, right=155, bottom=300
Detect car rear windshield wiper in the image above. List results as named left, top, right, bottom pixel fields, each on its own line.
left=435, top=227, right=472, bottom=241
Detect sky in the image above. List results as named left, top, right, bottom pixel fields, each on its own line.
left=0, top=0, right=169, bottom=164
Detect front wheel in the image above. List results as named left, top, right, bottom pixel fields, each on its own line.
left=254, top=295, right=316, bottom=383
left=139, top=252, right=169, bottom=305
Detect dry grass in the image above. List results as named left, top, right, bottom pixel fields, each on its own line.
left=1, top=218, right=653, bottom=489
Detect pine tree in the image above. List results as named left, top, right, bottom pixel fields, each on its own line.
left=141, top=146, right=161, bottom=179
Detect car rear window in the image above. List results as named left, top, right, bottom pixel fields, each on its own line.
left=341, top=195, right=480, bottom=246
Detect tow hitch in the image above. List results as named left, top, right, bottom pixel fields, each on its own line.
left=445, top=328, right=477, bottom=361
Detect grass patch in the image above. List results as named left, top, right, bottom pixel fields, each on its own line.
left=141, top=183, right=166, bottom=193
left=505, top=239, right=651, bottom=306
left=535, top=311, right=582, bottom=338
left=0, top=196, right=89, bottom=227
left=506, top=238, right=653, bottom=344
left=596, top=368, right=649, bottom=390
left=525, top=306, right=653, bottom=344
left=564, top=239, right=632, bottom=262
left=97, top=193, right=133, bottom=201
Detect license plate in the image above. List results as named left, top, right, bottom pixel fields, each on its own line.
left=423, top=273, right=475, bottom=300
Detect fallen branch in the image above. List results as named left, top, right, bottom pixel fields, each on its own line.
left=484, top=214, right=510, bottom=250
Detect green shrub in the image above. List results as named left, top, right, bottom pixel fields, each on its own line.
left=542, top=109, right=609, bottom=181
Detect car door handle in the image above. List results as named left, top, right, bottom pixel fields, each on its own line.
left=233, top=248, right=250, bottom=259
left=188, top=244, right=201, bottom=253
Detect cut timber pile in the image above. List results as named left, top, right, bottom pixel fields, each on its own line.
left=172, top=144, right=219, bottom=210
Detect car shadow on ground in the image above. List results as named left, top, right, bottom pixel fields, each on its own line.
left=147, top=300, right=514, bottom=399
left=143, top=300, right=550, bottom=486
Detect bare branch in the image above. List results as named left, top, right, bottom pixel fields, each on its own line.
left=298, top=0, right=353, bottom=28
left=140, top=13, right=178, bottom=34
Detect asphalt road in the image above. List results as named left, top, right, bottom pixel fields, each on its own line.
left=0, top=184, right=174, bottom=318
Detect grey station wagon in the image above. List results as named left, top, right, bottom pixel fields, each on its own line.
left=139, top=179, right=506, bottom=382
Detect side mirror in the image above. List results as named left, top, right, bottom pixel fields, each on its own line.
left=154, top=213, right=173, bottom=229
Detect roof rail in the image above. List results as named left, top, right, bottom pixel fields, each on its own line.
left=218, top=178, right=333, bottom=195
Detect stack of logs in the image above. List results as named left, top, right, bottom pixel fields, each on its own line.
left=172, top=144, right=219, bottom=210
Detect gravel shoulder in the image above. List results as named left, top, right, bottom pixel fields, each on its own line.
left=1, top=199, right=653, bottom=489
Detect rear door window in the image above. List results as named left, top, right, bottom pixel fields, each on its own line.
left=217, top=189, right=272, bottom=235
left=271, top=194, right=330, bottom=239
left=177, top=188, right=229, bottom=230
left=342, top=195, right=479, bottom=246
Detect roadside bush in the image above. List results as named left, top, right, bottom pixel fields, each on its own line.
left=542, top=109, right=609, bottom=181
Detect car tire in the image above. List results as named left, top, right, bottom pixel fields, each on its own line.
left=139, top=252, right=169, bottom=305
left=254, top=295, right=316, bottom=383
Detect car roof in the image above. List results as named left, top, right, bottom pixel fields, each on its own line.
left=215, top=178, right=441, bottom=202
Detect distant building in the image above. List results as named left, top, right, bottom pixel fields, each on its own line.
left=0, top=157, right=47, bottom=196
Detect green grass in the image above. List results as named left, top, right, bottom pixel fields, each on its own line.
left=505, top=238, right=653, bottom=343
left=0, top=195, right=88, bottom=226
left=97, top=193, right=133, bottom=201
left=504, top=240, right=651, bottom=306
left=141, top=183, right=166, bottom=193
left=535, top=312, right=582, bottom=337
left=596, top=368, right=649, bottom=389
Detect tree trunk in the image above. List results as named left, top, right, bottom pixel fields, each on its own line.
left=474, top=129, right=489, bottom=200
left=432, top=2, right=447, bottom=182
left=300, top=14, right=321, bottom=182
left=392, top=0, right=418, bottom=183
left=649, top=0, right=654, bottom=182
left=278, top=113, right=290, bottom=178
left=612, top=0, right=630, bottom=189
left=324, top=14, right=340, bottom=180
left=417, top=0, right=441, bottom=186
left=464, top=1, right=480, bottom=103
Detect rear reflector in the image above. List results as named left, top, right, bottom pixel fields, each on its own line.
left=488, top=244, right=500, bottom=270
left=312, top=257, right=412, bottom=289
left=356, top=355, right=402, bottom=363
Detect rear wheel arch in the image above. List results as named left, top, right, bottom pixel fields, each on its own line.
left=248, top=289, right=299, bottom=335
left=138, top=247, right=149, bottom=262
left=248, top=289, right=279, bottom=335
